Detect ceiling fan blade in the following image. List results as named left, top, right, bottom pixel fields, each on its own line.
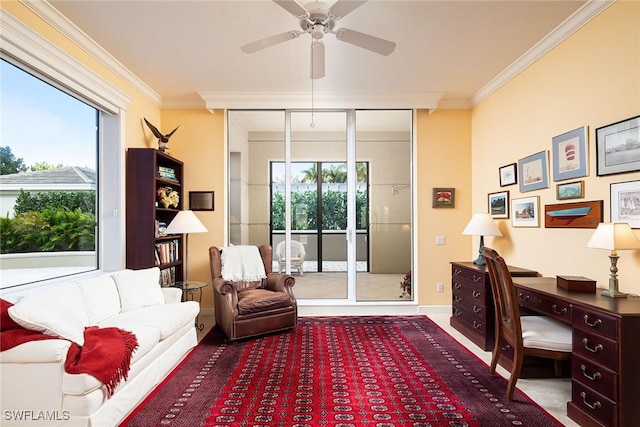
left=311, top=41, right=325, bottom=79
left=273, top=0, right=309, bottom=18
left=241, top=31, right=300, bottom=54
left=335, top=28, right=396, bottom=56
left=329, top=0, right=368, bottom=19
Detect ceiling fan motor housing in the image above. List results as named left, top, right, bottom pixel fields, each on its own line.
left=299, top=2, right=335, bottom=39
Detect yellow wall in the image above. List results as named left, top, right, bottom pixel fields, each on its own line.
left=161, top=109, right=226, bottom=309
left=417, top=109, right=472, bottom=305
left=472, top=1, right=640, bottom=293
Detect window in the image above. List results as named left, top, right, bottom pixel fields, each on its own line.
left=0, top=14, right=130, bottom=290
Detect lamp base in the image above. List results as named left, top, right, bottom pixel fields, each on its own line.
left=601, top=289, right=627, bottom=298
left=473, top=236, right=486, bottom=265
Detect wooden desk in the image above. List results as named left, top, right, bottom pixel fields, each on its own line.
left=513, top=277, right=640, bottom=427
left=450, top=262, right=539, bottom=351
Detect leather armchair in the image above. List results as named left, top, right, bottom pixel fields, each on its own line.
left=209, top=244, right=297, bottom=340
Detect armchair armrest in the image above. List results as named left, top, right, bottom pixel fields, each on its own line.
left=265, top=272, right=295, bottom=293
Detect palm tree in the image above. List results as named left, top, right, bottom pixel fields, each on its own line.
left=300, top=164, right=318, bottom=183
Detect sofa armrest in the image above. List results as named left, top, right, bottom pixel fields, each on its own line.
left=0, top=339, right=72, bottom=363
left=161, top=287, right=183, bottom=304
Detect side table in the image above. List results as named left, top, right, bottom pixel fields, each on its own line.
left=171, top=280, right=208, bottom=331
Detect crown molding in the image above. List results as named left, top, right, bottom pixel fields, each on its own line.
left=1, top=10, right=132, bottom=113
left=19, top=0, right=162, bottom=107
left=470, top=0, right=614, bottom=107
left=199, top=91, right=443, bottom=111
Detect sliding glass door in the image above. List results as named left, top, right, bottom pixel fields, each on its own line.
left=228, top=109, right=413, bottom=302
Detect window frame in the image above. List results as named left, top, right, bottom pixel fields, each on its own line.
left=0, top=11, right=131, bottom=290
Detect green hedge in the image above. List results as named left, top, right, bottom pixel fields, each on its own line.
left=14, top=190, right=95, bottom=215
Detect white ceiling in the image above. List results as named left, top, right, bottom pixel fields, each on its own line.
left=44, top=0, right=604, bottom=114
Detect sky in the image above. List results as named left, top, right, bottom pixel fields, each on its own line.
left=0, top=59, right=97, bottom=170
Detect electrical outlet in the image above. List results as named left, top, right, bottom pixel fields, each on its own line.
left=435, top=235, right=445, bottom=245
left=436, top=282, right=444, bottom=292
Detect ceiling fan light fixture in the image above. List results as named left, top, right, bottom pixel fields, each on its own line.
left=311, top=24, right=325, bottom=40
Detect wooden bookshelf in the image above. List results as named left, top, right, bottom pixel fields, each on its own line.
left=126, top=148, right=184, bottom=285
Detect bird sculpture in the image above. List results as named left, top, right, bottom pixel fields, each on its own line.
left=144, top=118, right=179, bottom=153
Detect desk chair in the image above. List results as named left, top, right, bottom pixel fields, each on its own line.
left=482, top=247, right=572, bottom=400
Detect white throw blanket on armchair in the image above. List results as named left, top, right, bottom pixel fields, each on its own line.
left=221, top=245, right=267, bottom=282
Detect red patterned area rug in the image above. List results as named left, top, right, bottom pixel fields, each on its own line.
left=122, top=316, right=563, bottom=427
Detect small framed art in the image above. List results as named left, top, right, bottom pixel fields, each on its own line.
left=544, top=200, right=602, bottom=229
left=518, top=151, right=549, bottom=193
left=189, top=191, right=215, bottom=211
left=488, top=191, right=509, bottom=219
left=611, top=180, right=640, bottom=228
left=596, top=115, right=640, bottom=176
left=499, top=163, right=517, bottom=187
left=432, top=188, right=455, bottom=208
left=511, top=196, right=539, bottom=227
left=556, top=180, right=584, bottom=200
left=552, top=126, right=588, bottom=182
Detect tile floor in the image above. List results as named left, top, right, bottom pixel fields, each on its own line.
left=196, top=312, right=578, bottom=426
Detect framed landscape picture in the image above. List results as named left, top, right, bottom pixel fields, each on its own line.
left=552, top=126, right=588, bottom=182
left=611, top=180, right=640, bottom=228
left=518, top=151, right=549, bottom=193
left=512, top=196, right=539, bottom=227
left=556, top=180, right=584, bottom=200
left=432, top=188, right=455, bottom=208
left=488, top=191, right=509, bottom=219
left=596, top=115, right=640, bottom=176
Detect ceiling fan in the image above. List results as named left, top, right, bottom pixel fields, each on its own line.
left=241, top=0, right=396, bottom=79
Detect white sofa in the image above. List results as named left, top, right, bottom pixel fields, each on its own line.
left=0, top=267, right=199, bottom=427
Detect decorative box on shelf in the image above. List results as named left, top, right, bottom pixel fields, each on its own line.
left=556, top=275, right=596, bottom=292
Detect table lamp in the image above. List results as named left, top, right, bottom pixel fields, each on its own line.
left=166, top=210, right=208, bottom=283
left=586, top=222, right=640, bottom=298
left=462, top=213, right=503, bottom=265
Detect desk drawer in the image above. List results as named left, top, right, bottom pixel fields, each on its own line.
left=572, top=354, right=617, bottom=400
left=573, top=329, right=618, bottom=371
left=452, top=279, right=488, bottom=305
left=572, top=381, right=616, bottom=427
left=572, top=306, right=618, bottom=340
left=452, top=265, right=485, bottom=284
left=516, top=287, right=572, bottom=324
left=452, top=307, right=487, bottom=335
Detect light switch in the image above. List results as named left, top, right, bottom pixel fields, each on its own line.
left=435, top=235, right=445, bottom=245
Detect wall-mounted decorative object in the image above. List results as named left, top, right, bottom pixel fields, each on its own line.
left=499, top=163, right=517, bottom=187
left=432, top=188, right=455, bottom=208
left=596, top=115, right=640, bottom=176
left=189, top=191, right=215, bottom=211
left=552, top=126, right=588, bottom=181
left=488, top=191, right=509, bottom=219
left=518, top=151, right=549, bottom=193
left=611, top=180, right=640, bottom=228
left=544, top=200, right=602, bottom=228
left=511, top=196, right=539, bottom=227
left=556, top=180, right=584, bottom=200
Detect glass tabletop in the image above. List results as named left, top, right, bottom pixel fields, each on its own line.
left=171, top=280, right=208, bottom=290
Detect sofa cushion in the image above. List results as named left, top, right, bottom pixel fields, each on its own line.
left=97, top=301, right=199, bottom=340
left=7, top=285, right=87, bottom=345
left=113, top=267, right=164, bottom=312
left=237, top=289, right=292, bottom=315
left=62, top=325, right=160, bottom=396
left=78, top=275, right=121, bottom=324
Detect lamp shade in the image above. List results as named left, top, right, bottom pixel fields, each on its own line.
left=462, top=213, right=503, bottom=237
left=586, top=222, right=640, bottom=250
left=165, top=210, right=208, bottom=234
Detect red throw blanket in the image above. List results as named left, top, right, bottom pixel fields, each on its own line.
left=1, top=299, right=138, bottom=398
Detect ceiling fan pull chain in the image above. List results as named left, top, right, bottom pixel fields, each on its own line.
left=310, top=42, right=315, bottom=128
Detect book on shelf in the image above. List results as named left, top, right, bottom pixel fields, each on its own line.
left=154, top=239, right=180, bottom=265
left=159, top=266, right=176, bottom=287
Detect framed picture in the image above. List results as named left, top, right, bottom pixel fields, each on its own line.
left=518, top=151, right=549, bottom=193
left=552, top=126, right=588, bottom=182
left=432, top=188, right=455, bottom=208
left=488, top=191, right=509, bottom=219
left=499, top=163, right=517, bottom=187
left=189, top=191, right=215, bottom=211
left=596, top=115, right=640, bottom=176
left=544, top=200, right=602, bottom=229
left=611, top=180, right=640, bottom=228
left=556, top=180, right=584, bottom=200
left=511, top=196, right=539, bottom=227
